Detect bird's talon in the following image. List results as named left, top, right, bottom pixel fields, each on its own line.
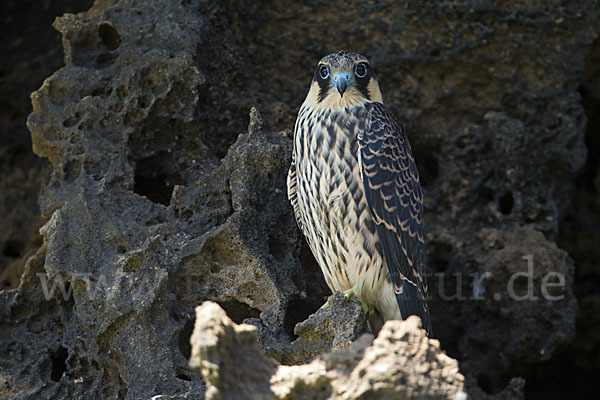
left=343, top=287, right=371, bottom=314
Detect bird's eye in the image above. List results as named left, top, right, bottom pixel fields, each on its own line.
left=319, top=65, right=330, bottom=79
left=355, top=63, right=368, bottom=78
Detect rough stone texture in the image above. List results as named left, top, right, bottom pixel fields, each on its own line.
left=190, top=301, right=278, bottom=400
left=285, top=291, right=368, bottom=365
left=521, top=33, right=600, bottom=399
left=244, top=290, right=368, bottom=366
left=0, top=0, right=94, bottom=290
left=433, top=225, right=577, bottom=390
left=1, top=0, right=599, bottom=399
left=9, top=104, right=305, bottom=397
left=190, top=301, right=465, bottom=400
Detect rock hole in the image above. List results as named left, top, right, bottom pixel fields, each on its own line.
left=498, top=191, right=514, bottom=215
left=268, top=233, right=287, bottom=262
left=96, top=52, right=118, bottom=68
left=116, top=85, right=128, bottom=99
left=117, top=243, right=127, bottom=254
left=132, top=154, right=181, bottom=205
left=98, top=22, right=121, bottom=50
left=420, top=153, right=440, bottom=187
left=2, top=239, right=24, bottom=258
left=118, top=376, right=128, bottom=399
left=178, top=318, right=194, bottom=360
left=481, top=187, right=495, bottom=202
left=136, top=94, right=153, bottom=109
left=427, top=240, right=453, bottom=273
left=64, top=160, right=82, bottom=182
left=283, top=294, right=324, bottom=340
left=477, top=374, right=493, bottom=394
left=10, top=304, right=30, bottom=319
left=133, top=174, right=174, bottom=205
left=413, top=142, right=440, bottom=187
left=455, top=135, right=468, bottom=149
left=90, top=86, right=112, bottom=98
left=145, top=215, right=167, bottom=226
left=50, top=346, right=68, bottom=382
left=176, top=374, right=191, bottom=381
left=298, top=242, right=330, bottom=294
left=219, top=300, right=260, bottom=324
left=63, top=112, right=81, bottom=128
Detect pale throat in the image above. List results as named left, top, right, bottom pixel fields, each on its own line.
left=303, top=80, right=384, bottom=111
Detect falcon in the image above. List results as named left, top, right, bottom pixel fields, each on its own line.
left=287, top=50, right=431, bottom=334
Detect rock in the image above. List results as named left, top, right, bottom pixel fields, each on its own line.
left=190, top=301, right=278, bottom=400
left=190, top=301, right=466, bottom=400
left=1, top=0, right=599, bottom=398
left=0, top=0, right=92, bottom=290
left=523, top=35, right=600, bottom=396
left=284, top=291, right=368, bottom=365
left=4, top=0, right=325, bottom=397
left=244, top=291, right=369, bottom=366
left=7, top=109, right=307, bottom=397
left=433, top=225, right=576, bottom=390
left=466, top=377, right=526, bottom=400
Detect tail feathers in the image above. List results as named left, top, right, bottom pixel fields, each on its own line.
left=395, top=284, right=432, bottom=336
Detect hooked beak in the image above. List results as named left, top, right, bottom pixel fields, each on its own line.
left=333, top=72, right=351, bottom=96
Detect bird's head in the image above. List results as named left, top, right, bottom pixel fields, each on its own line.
left=303, top=50, right=383, bottom=110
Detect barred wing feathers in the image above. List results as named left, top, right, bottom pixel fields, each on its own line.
left=359, top=102, right=431, bottom=334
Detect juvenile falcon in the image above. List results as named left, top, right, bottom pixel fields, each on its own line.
left=287, top=50, right=431, bottom=334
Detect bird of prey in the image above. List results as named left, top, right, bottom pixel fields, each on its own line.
left=287, top=50, right=431, bottom=334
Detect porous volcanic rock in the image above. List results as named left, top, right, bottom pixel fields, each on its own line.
left=0, top=0, right=94, bottom=291
left=190, top=301, right=466, bottom=400
left=1, top=0, right=599, bottom=399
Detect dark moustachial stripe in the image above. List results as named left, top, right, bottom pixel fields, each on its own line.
left=355, top=67, right=374, bottom=101
left=315, top=68, right=331, bottom=103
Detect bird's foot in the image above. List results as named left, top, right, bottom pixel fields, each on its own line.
left=319, top=288, right=373, bottom=314
left=343, top=287, right=373, bottom=315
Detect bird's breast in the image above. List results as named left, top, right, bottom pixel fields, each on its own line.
left=295, top=106, right=368, bottom=165
left=295, top=106, right=365, bottom=206
left=292, top=105, right=383, bottom=293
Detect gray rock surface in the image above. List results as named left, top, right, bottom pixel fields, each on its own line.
left=284, top=291, right=368, bottom=365
left=0, top=0, right=94, bottom=291
left=1, top=0, right=599, bottom=399
left=190, top=301, right=466, bottom=400
left=435, top=225, right=577, bottom=389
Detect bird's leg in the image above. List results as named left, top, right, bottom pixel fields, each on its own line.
left=342, top=285, right=373, bottom=315
left=320, top=286, right=373, bottom=314
left=320, top=298, right=332, bottom=310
